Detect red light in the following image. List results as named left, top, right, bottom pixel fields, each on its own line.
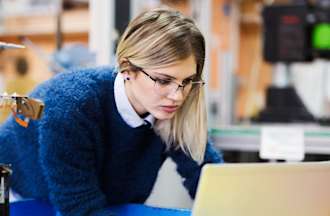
left=281, top=15, right=301, bottom=24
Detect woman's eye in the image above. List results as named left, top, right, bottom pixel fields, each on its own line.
left=156, top=79, right=171, bottom=85
left=182, top=78, right=193, bottom=86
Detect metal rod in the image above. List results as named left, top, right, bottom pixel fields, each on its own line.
left=0, top=42, right=25, bottom=50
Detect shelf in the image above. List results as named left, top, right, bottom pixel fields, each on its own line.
left=0, top=9, right=89, bottom=38
left=240, top=13, right=262, bottom=25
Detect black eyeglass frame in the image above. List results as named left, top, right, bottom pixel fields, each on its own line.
left=125, top=60, right=205, bottom=94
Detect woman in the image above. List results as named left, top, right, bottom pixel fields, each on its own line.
left=0, top=8, right=223, bottom=215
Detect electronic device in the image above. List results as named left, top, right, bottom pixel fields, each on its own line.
left=254, top=2, right=329, bottom=123
left=263, top=3, right=330, bottom=63
left=192, top=162, right=330, bottom=216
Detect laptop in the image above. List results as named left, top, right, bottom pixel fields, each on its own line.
left=192, top=162, right=330, bottom=216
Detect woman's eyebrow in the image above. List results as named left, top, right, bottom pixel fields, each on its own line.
left=154, top=72, right=197, bottom=80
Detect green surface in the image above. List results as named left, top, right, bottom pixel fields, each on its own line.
left=312, top=23, right=330, bottom=50
left=210, top=127, right=330, bottom=138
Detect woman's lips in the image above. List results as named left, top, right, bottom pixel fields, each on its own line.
left=161, top=105, right=178, bottom=113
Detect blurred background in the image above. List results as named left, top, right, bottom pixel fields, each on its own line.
left=0, top=0, right=330, bottom=163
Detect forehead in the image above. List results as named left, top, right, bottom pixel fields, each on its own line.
left=148, top=55, right=197, bottom=79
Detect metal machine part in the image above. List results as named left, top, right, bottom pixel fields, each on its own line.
left=0, top=42, right=25, bottom=50
left=0, top=165, right=11, bottom=216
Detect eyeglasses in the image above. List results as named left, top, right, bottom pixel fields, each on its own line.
left=126, top=60, right=205, bottom=97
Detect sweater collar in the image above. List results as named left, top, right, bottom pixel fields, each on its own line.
left=114, top=73, right=155, bottom=128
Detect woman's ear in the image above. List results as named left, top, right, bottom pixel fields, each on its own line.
left=121, top=70, right=131, bottom=81
left=119, top=58, right=130, bottom=74
left=119, top=58, right=136, bottom=80
left=119, top=58, right=131, bottom=81
left=123, top=72, right=131, bottom=81
left=119, top=58, right=129, bottom=69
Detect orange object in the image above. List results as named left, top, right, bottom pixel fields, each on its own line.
left=0, top=94, right=44, bottom=127
left=11, top=107, right=29, bottom=128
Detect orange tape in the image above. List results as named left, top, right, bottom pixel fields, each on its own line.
left=10, top=107, right=29, bottom=128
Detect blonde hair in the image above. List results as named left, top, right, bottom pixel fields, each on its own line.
left=116, top=8, right=207, bottom=163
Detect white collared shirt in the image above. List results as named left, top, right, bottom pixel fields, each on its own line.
left=114, top=73, right=155, bottom=128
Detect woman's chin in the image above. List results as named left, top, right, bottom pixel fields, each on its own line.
left=152, top=110, right=176, bottom=120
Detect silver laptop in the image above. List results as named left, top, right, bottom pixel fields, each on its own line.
left=192, top=162, right=330, bottom=216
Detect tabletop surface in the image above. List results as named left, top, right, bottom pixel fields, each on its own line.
left=10, top=200, right=192, bottom=216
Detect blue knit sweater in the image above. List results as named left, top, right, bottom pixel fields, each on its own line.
left=0, top=67, right=223, bottom=216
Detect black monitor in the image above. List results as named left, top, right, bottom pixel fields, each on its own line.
left=262, top=3, right=330, bottom=63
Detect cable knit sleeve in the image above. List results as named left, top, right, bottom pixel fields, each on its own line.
left=36, top=73, right=114, bottom=216
left=168, top=140, right=224, bottom=199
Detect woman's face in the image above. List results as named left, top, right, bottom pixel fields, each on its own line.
left=124, top=55, right=197, bottom=120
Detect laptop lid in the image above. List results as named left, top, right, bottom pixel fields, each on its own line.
left=192, top=162, right=330, bottom=216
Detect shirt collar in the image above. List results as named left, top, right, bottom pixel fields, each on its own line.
left=114, top=73, right=155, bottom=128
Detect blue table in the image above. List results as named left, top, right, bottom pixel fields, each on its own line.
left=10, top=200, right=192, bottom=216
left=110, top=204, right=191, bottom=216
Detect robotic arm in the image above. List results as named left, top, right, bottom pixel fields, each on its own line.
left=0, top=41, right=44, bottom=127
left=0, top=94, right=44, bottom=127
